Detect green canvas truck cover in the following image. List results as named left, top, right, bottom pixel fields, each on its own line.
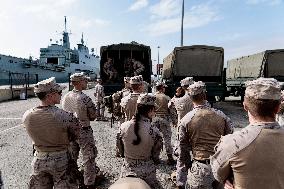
left=226, top=49, right=284, bottom=79
left=162, top=45, right=224, bottom=79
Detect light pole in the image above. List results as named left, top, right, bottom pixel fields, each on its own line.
left=181, top=0, right=184, bottom=46
left=157, top=46, right=160, bottom=79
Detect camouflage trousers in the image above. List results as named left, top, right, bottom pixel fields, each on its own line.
left=95, top=101, right=105, bottom=118
left=152, top=116, right=173, bottom=155
left=70, top=127, right=97, bottom=186
left=186, top=161, right=215, bottom=189
left=29, top=150, right=78, bottom=189
left=120, top=158, right=163, bottom=189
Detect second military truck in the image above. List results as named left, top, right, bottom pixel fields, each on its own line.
left=100, top=42, right=152, bottom=95
left=162, top=45, right=226, bottom=102
left=226, top=49, right=284, bottom=100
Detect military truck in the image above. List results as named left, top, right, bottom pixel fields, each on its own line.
left=100, top=42, right=152, bottom=95
left=162, top=45, right=226, bottom=102
left=226, top=49, right=284, bottom=100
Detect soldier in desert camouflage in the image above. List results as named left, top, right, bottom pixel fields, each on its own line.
left=132, top=58, right=145, bottom=76
left=176, top=81, right=233, bottom=189
left=171, top=77, right=194, bottom=123
left=94, top=78, right=106, bottom=121
left=62, top=72, right=98, bottom=188
left=22, top=77, right=80, bottom=189
left=112, top=77, right=132, bottom=122
left=211, top=78, right=284, bottom=189
left=120, top=76, right=144, bottom=122
left=116, top=93, right=163, bottom=189
left=103, top=58, right=117, bottom=81
left=152, top=81, right=177, bottom=165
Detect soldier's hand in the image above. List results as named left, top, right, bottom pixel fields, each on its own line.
left=224, top=180, right=234, bottom=189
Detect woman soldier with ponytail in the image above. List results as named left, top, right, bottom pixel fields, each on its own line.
left=116, top=93, right=163, bottom=188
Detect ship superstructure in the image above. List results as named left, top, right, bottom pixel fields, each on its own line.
left=0, top=16, right=100, bottom=85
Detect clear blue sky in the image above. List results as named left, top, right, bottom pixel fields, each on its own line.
left=1, top=0, right=284, bottom=72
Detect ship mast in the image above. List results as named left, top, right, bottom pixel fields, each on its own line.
left=63, top=16, right=70, bottom=49
left=81, top=33, right=85, bottom=45
left=64, top=16, right=67, bottom=32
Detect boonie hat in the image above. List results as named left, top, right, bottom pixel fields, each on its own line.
left=245, top=77, right=281, bottom=100
left=34, top=77, right=66, bottom=93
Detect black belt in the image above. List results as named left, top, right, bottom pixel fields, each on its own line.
left=82, top=126, right=91, bottom=130
left=194, top=159, right=210, bottom=164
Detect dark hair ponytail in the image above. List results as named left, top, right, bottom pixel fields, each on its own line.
left=132, top=112, right=141, bottom=145
left=132, top=104, right=155, bottom=145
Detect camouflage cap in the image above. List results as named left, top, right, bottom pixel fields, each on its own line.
left=130, top=76, right=143, bottom=85
left=187, top=81, right=206, bottom=95
left=70, top=72, right=91, bottom=82
left=34, top=77, right=66, bottom=93
left=155, top=81, right=168, bottom=87
left=137, top=93, right=156, bottom=106
left=180, top=77, right=194, bottom=86
left=245, top=77, right=281, bottom=100
left=124, top=77, right=131, bottom=83
left=109, top=177, right=151, bottom=189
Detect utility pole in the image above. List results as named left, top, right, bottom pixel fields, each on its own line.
left=157, top=46, right=160, bottom=79
left=181, top=0, right=184, bottom=46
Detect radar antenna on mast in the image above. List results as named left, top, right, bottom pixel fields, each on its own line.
left=64, top=16, right=67, bottom=32
left=81, top=33, right=85, bottom=45
left=62, top=16, right=70, bottom=49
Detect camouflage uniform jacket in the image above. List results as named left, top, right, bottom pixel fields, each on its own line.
left=22, top=105, right=81, bottom=152
left=117, top=116, right=163, bottom=161
left=112, top=88, right=132, bottom=119
left=155, top=91, right=178, bottom=125
left=120, top=92, right=140, bottom=122
left=62, top=90, right=97, bottom=127
left=171, top=93, right=193, bottom=122
left=176, top=103, right=233, bottom=186
left=117, top=116, right=163, bottom=188
left=94, top=83, right=105, bottom=102
left=211, top=122, right=284, bottom=189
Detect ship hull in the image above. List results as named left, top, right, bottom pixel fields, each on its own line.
left=0, top=55, right=99, bottom=85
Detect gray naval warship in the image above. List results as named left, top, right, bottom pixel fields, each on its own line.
left=0, top=17, right=100, bottom=85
